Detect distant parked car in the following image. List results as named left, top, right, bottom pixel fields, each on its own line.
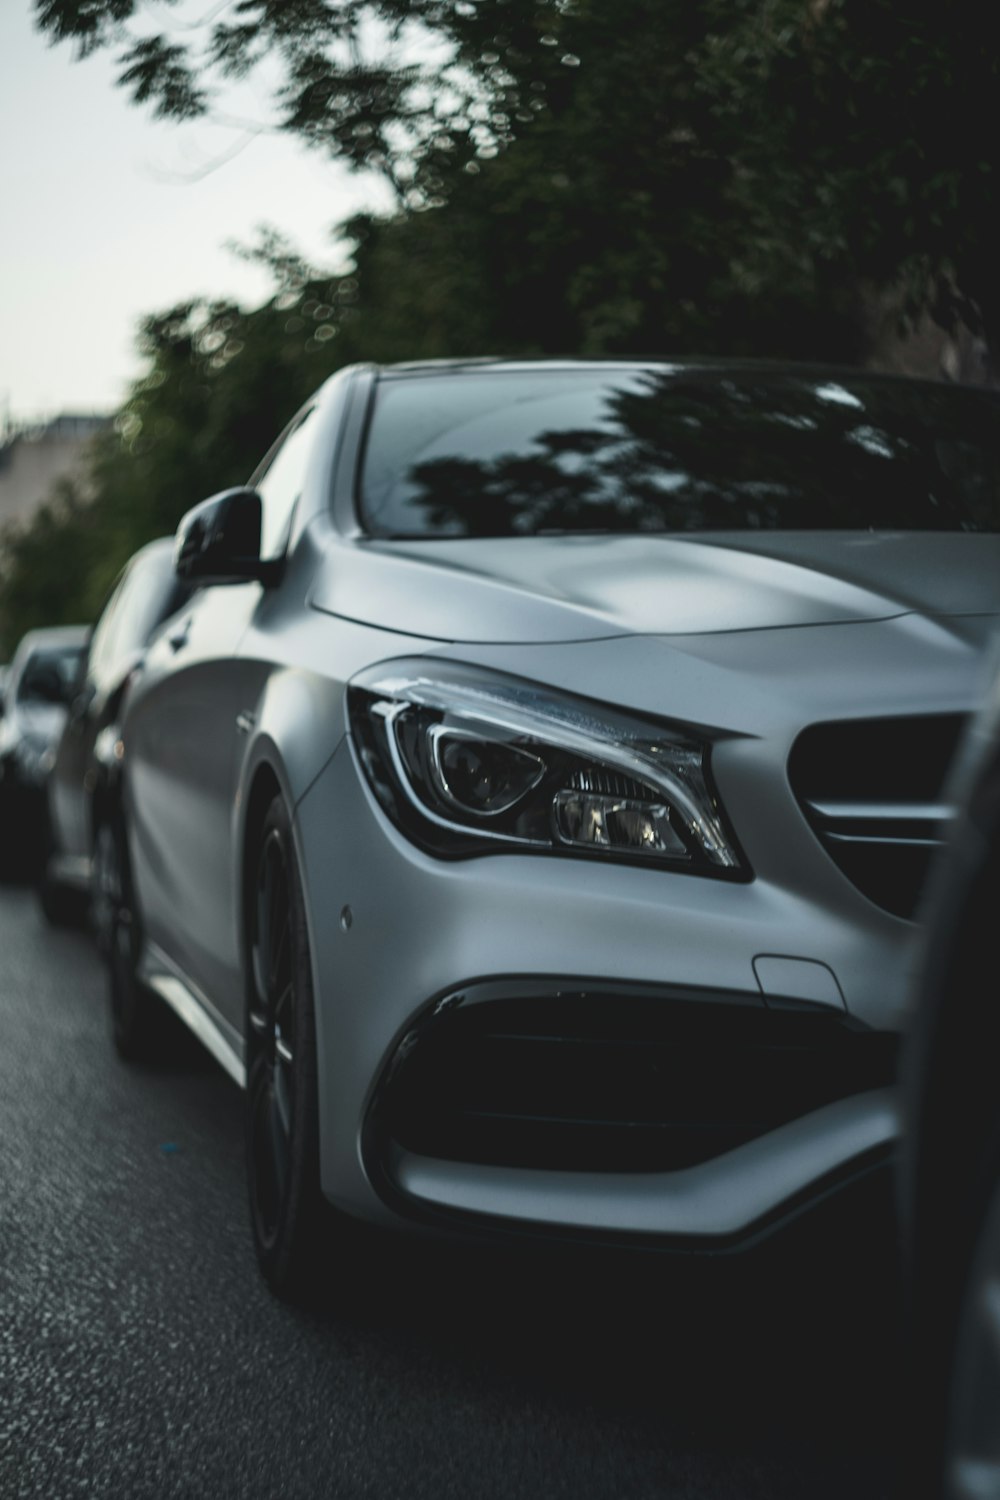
left=93, top=358, right=1000, bottom=1301
left=0, top=626, right=87, bottom=877
left=41, top=538, right=191, bottom=925
left=901, top=645, right=1000, bottom=1500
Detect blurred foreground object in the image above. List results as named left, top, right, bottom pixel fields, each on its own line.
left=902, top=643, right=1000, bottom=1498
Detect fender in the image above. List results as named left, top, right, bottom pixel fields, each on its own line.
left=231, top=665, right=349, bottom=960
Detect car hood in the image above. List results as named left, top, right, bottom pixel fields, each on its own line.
left=312, top=530, right=1000, bottom=643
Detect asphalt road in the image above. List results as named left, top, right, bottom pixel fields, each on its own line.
left=0, top=879, right=902, bottom=1499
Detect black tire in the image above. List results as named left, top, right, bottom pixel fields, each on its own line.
left=245, top=796, right=330, bottom=1299
left=103, top=812, right=163, bottom=1061
left=91, top=817, right=120, bottom=958
left=38, top=866, right=87, bottom=927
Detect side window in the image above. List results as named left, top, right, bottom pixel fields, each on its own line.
left=253, top=406, right=317, bottom=561
left=111, top=553, right=170, bottom=660
left=87, top=571, right=128, bottom=679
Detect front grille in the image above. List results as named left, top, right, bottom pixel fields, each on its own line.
left=788, top=714, right=966, bottom=919
left=373, top=986, right=897, bottom=1176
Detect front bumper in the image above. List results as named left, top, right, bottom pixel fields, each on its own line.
left=294, top=735, right=907, bottom=1244
left=385, top=1091, right=898, bottom=1247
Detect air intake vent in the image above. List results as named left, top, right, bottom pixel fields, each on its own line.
left=373, top=987, right=898, bottom=1177
left=788, top=714, right=966, bottom=919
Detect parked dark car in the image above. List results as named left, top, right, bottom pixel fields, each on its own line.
left=41, top=538, right=190, bottom=924
left=0, top=626, right=88, bottom=878
left=902, top=645, right=1000, bottom=1499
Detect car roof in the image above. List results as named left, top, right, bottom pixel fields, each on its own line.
left=129, top=536, right=174, bottom=562
left=6, top=625, right=88, bottom=693
left=371, top=355, right=997, bottom=397
left=16, top=625, right=89, bottom=653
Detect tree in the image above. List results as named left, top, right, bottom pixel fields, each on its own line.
left=34, top=0, right=1000, bottom=362
left=698, top=0, right=1000, bottom=366
left=6, top=0, right=996, bottom=650
left=0, top=244, right=342, bottom=654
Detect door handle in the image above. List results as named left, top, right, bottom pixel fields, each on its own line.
left=168, top=618, right=192, bottom=653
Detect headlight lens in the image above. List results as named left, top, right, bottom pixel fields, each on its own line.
left=347, top=661, right=747, bottom=877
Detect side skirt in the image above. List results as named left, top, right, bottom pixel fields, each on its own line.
left=46, top=853, right=92, bottom=890
left=138, top=941, right=246, bottom=1087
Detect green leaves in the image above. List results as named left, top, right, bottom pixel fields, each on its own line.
left=33, top=0, right=135, bottom=57
left=0, top=261, right=346, bottom=654
left=117, top=34, right=208, bottom=119
left=32, top=0, right=998, bottom=358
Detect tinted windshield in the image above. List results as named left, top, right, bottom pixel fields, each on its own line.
left=360, top=368, right=1000, bottom=538
left=17, top=646, right=84, bottom=705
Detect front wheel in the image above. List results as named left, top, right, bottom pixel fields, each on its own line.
left=37, top=866, right=87, bottom=927
left=245, top=797, right=330, bottom=1299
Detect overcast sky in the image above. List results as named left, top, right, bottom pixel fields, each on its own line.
left=0, top=4, right=391, bottom=423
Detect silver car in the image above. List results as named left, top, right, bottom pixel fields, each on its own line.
left=105, top=359, right=1000, bottom=1296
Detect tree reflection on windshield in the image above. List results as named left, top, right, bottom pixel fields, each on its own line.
left=363, top=368, right=1000, bottom=538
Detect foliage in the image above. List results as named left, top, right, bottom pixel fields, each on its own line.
left=0, top=249, right=341, bottom=654
left=7, top=0, right=997, bottom=649
left=697, top=0, right=1000, bottom=352
left=0, top=479, right=104, bottom=651
left=33, top=0, right=1000, bottom=350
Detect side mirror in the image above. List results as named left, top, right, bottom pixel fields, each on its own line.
left=20, top=661, right=72, bottom=706
left=174, top=488, right=278, bottom=586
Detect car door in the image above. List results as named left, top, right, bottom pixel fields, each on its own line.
left=127, top=405, right=320, bottom=1031
left=127, top=577, right=262, bottom=1023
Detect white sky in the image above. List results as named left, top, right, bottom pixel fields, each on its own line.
left=0, top=3, right=392, bottom=422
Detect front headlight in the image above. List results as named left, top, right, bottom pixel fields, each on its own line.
left=347, top=661, right=747, bottom=878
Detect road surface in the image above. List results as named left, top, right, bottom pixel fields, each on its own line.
left=0, top=881, right=901, bottom=1498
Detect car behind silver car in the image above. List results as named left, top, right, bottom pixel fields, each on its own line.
left=0, top=625, right=87, bottom=878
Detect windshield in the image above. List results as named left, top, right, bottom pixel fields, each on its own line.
left=360, top=367, right=1000, bottom=538
left=17, top=646, right=84, bottom=705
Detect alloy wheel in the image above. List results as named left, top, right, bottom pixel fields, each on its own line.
left=247, top=828, right=298, bottom=1251
left=92, top=820, right=122, bottom=957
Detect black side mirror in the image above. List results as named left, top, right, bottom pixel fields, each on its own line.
left=174, top=488, right=279, bottom=586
